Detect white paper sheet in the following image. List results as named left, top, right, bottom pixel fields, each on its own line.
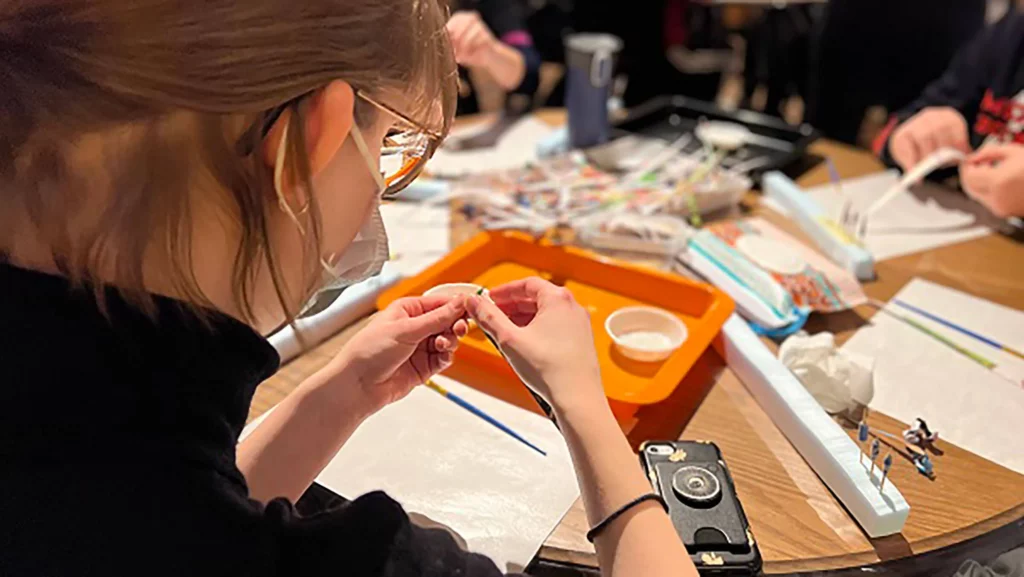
left=783, top=171, right=1000, bottom=261
left=242, top=375, right=579, bottom=571
left=841, top=279, right=1024, bottom=475
left=426, top=116, right=555, bottom=177
left=380, top=201, right=451, bottom=277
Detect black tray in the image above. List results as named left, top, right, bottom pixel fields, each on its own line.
left=613, top=95, right=820, bottom=177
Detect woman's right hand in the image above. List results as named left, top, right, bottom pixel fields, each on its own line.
left=466, top=277, right=605, bottom=413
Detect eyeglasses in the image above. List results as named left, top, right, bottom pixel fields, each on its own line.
left=357, top=91, right=443, bottom=198
left=239, top=89, right=443, bottom=199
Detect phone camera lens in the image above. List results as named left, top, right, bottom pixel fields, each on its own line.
left=646, top=444, right=676, bottom=455
left=672, top=466, right=721, bottom=505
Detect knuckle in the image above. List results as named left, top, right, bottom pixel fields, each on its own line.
left=389, top=297, right=412, bottom=309
left=476, top=308, right=495, bottom=324
left=526, top=276, right=548, bottom=288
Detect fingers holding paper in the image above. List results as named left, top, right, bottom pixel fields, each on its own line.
left=890, top=107, right=971, bottom=171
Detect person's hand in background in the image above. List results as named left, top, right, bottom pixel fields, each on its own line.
left=466, top=277, right=605, bottom=414
left=447, top=11, right=499, bottom=69
left=446, top=10, right=527, bottom=91
left=889, top=107, right=972, bottom=171
left=332, top=296, right=468, bottom=413
left=960, top=143, right=1024, bottom=218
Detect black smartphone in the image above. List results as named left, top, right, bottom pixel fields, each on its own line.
left=639, top=441, right=762, bottom=576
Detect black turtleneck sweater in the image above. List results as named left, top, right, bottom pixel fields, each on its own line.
left=0, top=262, right=515, bottom=576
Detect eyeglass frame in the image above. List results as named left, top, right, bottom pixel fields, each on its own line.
left=236, top=88, right=443, bottom=198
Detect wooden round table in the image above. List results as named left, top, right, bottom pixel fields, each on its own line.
left=249, top=110, right=1024, bottom=575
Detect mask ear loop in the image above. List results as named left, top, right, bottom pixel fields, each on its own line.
left=273, top=118, right=310, bottom=236
left=350, top=123, right=388, bottom=192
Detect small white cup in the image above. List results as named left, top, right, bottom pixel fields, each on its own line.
left=605, top=306, right=688, bottom=363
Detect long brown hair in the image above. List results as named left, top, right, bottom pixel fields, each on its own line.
left=0, top=0, right=456, bottom=322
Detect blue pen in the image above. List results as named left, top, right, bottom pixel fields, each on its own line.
left=425, top=380, right=547, bottom=457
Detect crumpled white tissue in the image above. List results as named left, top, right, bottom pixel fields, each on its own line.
left=779, top=332, right=874, bottom=415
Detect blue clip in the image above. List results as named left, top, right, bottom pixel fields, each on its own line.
left=749, top=307, right=810, bottom=339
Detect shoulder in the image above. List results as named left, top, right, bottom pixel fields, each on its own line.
left=987, top=10, right=1024, bottom=44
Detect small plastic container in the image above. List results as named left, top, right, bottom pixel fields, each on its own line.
left=605, top=306, right=688, bottom=363
left=424, top=283, right=488, bottom=299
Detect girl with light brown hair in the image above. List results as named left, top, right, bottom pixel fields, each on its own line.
left=0, top=1, right=696, bottom=575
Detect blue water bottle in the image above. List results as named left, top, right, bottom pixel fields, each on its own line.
left=564, top=33, right=622, bottom=149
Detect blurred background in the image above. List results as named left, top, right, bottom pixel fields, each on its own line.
left=465, top=0, right=1015, bottom=149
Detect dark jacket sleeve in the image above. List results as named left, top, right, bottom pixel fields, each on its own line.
left=877, top=13, right=1011, bottom=166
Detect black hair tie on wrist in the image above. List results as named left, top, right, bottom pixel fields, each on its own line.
left=586, top=493, right=669, bottom=543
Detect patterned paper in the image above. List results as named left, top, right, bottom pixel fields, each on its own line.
left=707, top=217, right=868, bottom=312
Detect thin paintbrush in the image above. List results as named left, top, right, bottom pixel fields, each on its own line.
left=424, top=380, right=547, bottom=456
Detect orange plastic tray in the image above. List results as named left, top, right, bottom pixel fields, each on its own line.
left=378, top=231, right=734, bottom=407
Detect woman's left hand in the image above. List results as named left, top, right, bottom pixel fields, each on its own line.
left=329, top=296, right=469, bottom=414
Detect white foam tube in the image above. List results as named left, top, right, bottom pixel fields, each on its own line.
left=269, top=268, right=403, bottom=364
left=721, top=314, right=910, bottom=537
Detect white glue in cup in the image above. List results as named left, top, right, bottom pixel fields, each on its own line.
left=605, top=306, right=688, bottom=363
left=695, top=121, right=751, bottom=151
left=423, top=283, right=490, bottom=300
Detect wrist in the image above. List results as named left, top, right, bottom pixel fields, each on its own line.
left=304, top=354, right=379, bottom=422
left=480, top=42, right=525, bottom=90
left=549, top=376, right=613, bottom=423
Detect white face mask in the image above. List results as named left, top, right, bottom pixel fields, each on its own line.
left=319, top=195, right=389, bottom=290
left=275, top=122, right=391, bottom=317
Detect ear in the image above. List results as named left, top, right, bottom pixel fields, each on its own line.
left=261, top=80, right=355, bottom=178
